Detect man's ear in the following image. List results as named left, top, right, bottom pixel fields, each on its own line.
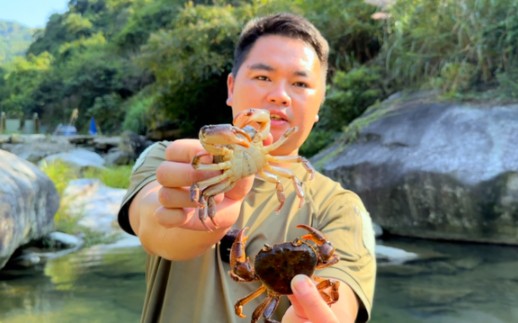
left=226, top=73, right=234, bottom=106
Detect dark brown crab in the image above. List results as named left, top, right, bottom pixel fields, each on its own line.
left=229, top=224, right=340, bottom=323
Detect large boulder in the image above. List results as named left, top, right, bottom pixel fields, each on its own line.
left=0, top=150, right=60, bottom=268
left=322, top=94, right=518, bottom=244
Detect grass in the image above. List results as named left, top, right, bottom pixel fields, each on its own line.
left=82, top=164, right=133, bottom=189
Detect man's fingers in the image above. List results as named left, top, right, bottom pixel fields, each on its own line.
left=157, top=140, right=219, bottom=188
left=164, top=139, right=204, bottom=162
left=289, top=275, right=338, bottom=323
left=154, top=206, right=191, bottom=228
left=224, top=176, right=255, bottom=201
left=157, top=187, right=221, bottom=208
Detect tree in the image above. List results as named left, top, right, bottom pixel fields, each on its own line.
left=138, top=3, right=246, bottom=137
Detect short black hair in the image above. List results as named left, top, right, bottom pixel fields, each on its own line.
left=231, top=13, right=329, bottom=76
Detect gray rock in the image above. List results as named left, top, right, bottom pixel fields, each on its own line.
left=39, top=148, right=105, bottom=170
left=0, top=135, right=73, bottom=163
left=323, top=94, right=518, bottom=244
left=376, top=244, right=418, bottom=264
left=0, top=150, right=60, bottom=269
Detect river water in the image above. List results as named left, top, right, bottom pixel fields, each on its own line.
left=0, top=238, right=517, bottom=323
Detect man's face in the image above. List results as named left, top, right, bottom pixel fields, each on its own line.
left=226, top=35, right=326, bottom=156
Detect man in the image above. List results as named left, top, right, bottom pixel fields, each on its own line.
left=118, top=13, right=376, bottom=322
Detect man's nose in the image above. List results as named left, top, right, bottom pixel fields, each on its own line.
left=267, top=82, right=291, bottom=106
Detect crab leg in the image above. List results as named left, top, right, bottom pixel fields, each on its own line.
left=267, top=155, right=315, bottom=180
left=262, top=165, right=305, bottom=208
left=194, top=195, right=217, bottom=231
left=255, top=170, right=286, bottom=211
left=234, top=285, right=267, bottom=318
left=252, top=294, right=281, bottom=323
left=190, top=172, right=232, bottom=203
left=192, top=158, right=232, bottom=171
left=262, top=126, right=297, bottom=153
left=296, top=224, right=339, bottom=267
left=313, top=276, right=340, bottom=305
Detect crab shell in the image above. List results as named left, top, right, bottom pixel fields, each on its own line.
left=254, top=242, right=318, bottom=295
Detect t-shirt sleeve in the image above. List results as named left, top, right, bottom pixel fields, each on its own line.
left=117, top=141, right=168, bottom=235
left=310, top=180, right=377, bottom=322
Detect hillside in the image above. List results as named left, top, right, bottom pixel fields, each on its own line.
left=0, top=20, right=34, bottom=64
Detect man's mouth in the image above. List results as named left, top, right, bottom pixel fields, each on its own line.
left=269, top=113, right=288, bottom=125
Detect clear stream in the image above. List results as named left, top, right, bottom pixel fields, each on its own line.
left=0, top=238, right=517, bottom=323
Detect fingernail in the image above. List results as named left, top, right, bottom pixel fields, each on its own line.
left=292, top=274, right=312, bottom=294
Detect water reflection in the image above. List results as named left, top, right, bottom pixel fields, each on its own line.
left=371, top=238, right=518, bottom=323
left=0, top=238, right=517, bottom=322
left=0, top=246, right=146, bottom=323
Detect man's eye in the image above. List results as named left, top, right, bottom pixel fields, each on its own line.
left=294, top=82, right=309, bottom=88
left=255, top=75, right=269, bottom=81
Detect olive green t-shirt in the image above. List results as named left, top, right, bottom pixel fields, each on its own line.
left=118, top=141, right=376, bottom=322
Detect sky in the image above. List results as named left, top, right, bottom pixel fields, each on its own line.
left=0, top=0, right=69, bottom=28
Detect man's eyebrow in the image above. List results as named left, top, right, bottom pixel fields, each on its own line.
left=248, top=63, right=310, bottom=77
left=248, top=63, right=274, bottom=71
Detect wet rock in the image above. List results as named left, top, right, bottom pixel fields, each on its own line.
left=323, top=93, right=518, bottom=244
left=61, top=178, right=138, bottom=246
left=376, top=244, right=418, bottom=265
left=0, top=150, right=60, bottom=269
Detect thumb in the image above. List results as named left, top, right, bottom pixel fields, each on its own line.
left=289, top=275, right=338, bottom=323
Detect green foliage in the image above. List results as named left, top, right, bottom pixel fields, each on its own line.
left=82, top=164, right=133, bottom=188
left=300, top=64, right=385, bottom=156
left=113, top=0, right=181, bottom=52
left=299, top=128, right=335, bottom=158
left=293, top=0, right=383, bottom=72
left=40, top=160, right=82, bottom=232
left=0, top=52, right=53, bottom=116
left=0, top=21, right=34, bottom=64
left=40, top=160, right=79, bottom=196
left=381, top=0, right=518, bottom=94
left=323, top=66, right=384, bottom=131
left=496, top=62, right=518, bottom=99
left=138, top=2, right=245, bottom=136
left=122, top=90, right=154, bottom=133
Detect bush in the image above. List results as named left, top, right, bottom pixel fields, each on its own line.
left=122, top=92, right=154, bottom=135
left=82, top=165, right=133, bottom=189
left=322, top=65, right=384, bottom=131
left=381, top=0, right=518, bottom=95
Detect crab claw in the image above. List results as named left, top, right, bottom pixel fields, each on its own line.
left=296, top=224, right=339, bottom=267
left=233, top=108, right=271, bottom=139
left=229, top=227, right=256, bottom=282
left=199, top=124, right=252, bottom=148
